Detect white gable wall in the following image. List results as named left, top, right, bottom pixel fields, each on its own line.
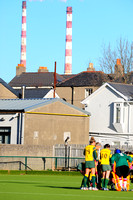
left=129, top=104, right=133, bottom=132
left=83, top=84, right=133, bottom=146
left=87, top=85, right=124, bottom=133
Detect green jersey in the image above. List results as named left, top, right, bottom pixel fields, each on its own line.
left=111, top=153, right=132, bottom=167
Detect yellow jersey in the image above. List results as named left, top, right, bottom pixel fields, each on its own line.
left=100, top=148, right=112, bottom=165
left=84, top=145, right=96, bottom=161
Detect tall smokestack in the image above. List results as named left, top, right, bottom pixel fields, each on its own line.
left=64, top=7, right=72, bottom=74
left=20, top=1, right=26, bottom=68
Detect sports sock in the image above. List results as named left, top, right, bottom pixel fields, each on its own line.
left=123, top=178, right=127, bottom=189
left=104, top=178, right=109, bottom=188
left=83, top=174, right=88, bottom=187
left=101, top=178, right=105, bottom=188
left=119, top=178, right=123, bottom=188
left=91, top=175, right=95, bottom=188
left=81, top=177, right=84, bottom=187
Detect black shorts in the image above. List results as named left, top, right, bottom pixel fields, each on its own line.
left=116, top=165, right=130, bottom=178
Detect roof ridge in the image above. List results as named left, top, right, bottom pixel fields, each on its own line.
left=108, top=82, right=133, bottom=86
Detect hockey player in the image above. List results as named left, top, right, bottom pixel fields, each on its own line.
left=82, top=137, right=98, bottom=190
left=111, top=149, right=132, bottom=191
left=100, top=144, right=112, bottom=190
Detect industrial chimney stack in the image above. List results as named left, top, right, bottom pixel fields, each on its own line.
left=21, top=1, right=26, bottom=67
left=64, top=7, right=72, bottom=75
left=16, top=1, right=26, bottom=76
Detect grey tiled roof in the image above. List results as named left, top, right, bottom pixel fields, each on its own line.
left=108, top=82, right=133, bottom=99
left=57, top=71, right=110, bottom=87
left=9, top=72, right=65, bottom=87
left=16, top=88, right=51, bottom=99
left=60, top=74, right=77, bottom=80
left=0, top=78, right=20, bottom=98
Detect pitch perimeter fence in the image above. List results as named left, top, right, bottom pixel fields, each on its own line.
left=0, top=156, right=84, bottom=171
left=0, top=144, right=132, bottom=171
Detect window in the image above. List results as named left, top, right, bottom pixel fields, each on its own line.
left=116, top=103, right=121, bottom=123
left=85, top=88, right=93, bottom=98
left=113, top=102, right=124, bottom=124
left=0, top=127, right=11, bottom=144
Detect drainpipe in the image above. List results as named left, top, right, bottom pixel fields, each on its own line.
left=127, top=102, right=130, bottom=133
left=22, top=86, right=25, bottom=99
left=71, top=86, right=74, bottom=105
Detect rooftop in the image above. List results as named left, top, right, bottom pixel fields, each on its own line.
left=9, top=72, right=65, bottom=88
left=108, top=82, right=133, bottom=100
left=57, top=71, right=111, bottom=87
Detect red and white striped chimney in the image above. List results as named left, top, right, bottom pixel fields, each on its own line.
left=20, top=1, right=26, bottom=68
left=64, top=7, right=72, bottom=74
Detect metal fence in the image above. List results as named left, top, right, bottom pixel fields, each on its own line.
left=0, top=156, right=84, bottom=171
left=0, top=144, right=132, bottom=171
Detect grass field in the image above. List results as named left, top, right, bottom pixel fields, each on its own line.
left=0, top=174, right=132, bottom=200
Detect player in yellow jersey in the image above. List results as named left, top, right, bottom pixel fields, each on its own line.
left=82, top=137, right=98, bottom=190
left=100, top=144, right=112, bottom=190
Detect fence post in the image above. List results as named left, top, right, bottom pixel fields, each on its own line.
left=19, top=161, right=21, bottom=170
left=68, top=146, right=70, bottom=170
left=65, top=144, right=67, bottom=170
left=25, top=156, right=27, bottom=171
left=55, top=157, right=57, bottom=169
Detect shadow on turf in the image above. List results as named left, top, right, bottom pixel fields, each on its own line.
left=0, top=181, right=40, bottom=185
left=37, top=185, right=80, bottom=190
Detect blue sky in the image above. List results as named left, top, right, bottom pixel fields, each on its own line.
left=0, top=0, right=133, bottom=83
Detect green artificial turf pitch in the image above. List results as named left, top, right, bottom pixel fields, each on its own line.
left=0, top=174, right=132, bottom=200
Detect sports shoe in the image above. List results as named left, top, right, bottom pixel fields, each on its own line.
left=104, top=188, right=109, bottom=191
left=124, top=188, right=127, bottom=192
left=92, top=187, right=98, bottom=191
left=83, top=187, right=88, bottom=190
left=88, top=187, right=92, bottom=190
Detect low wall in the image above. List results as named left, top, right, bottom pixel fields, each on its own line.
left=0, top=144, right=54, bottom=170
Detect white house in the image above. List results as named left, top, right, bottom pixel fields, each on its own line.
left=81, top=82, right=133, bottom=147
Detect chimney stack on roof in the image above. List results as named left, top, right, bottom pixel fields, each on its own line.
left=16, top=64, right=26, bottom=76
left=87, top=63, right=95, bottom=71
left=116, top=58, right=121, bottom=66
left=38, top=67, right=49, bottom=72
left=114, top=59, right=124, bottom=77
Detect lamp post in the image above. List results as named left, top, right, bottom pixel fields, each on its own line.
left=64, top=136, right=69, bottom=170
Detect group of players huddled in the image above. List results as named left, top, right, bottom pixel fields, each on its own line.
left=77, top=137, right=133, bottom=191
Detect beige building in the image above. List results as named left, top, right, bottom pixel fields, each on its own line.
left=0, top=78, right=20, bottom=99
left=0, top=98, right=90, bottom=156
left=56, top=71, right=109, bottom=109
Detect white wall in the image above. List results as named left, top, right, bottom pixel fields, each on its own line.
left=0, top=114, right=18, bottom=144
left=129, top=104, right=133, bottom=132
left=84, top=85, right=133, bottom=146
left=86, top=85, right=123, bottom=133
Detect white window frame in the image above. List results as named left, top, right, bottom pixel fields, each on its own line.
left=85, top=88, right=93, bottom=98
left=113, top=102, right=123, bottom=124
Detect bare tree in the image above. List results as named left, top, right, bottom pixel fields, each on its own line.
left=99, top=38, right=133, bottom=74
